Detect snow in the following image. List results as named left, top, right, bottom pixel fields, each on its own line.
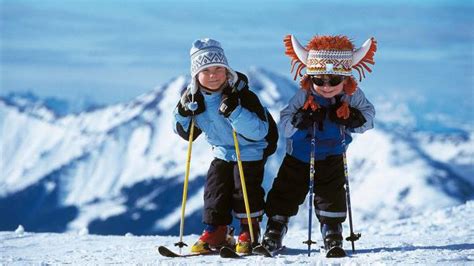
left=67, top=198, right=127, bottom=233
left=1, top=201, right=473, bottom=264
left=373, top=98, right=417, bottom=128
left=348, top=129, right=459, bottom=221
left=0, top=102, right=95, bottom=196
left=13, top=225, right=24, bottom=235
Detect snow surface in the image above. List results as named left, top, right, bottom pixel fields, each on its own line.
left=1, top=201, right=473, bottom=265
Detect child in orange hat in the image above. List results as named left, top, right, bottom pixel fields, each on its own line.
left=261, top=35, right=377, bottom=257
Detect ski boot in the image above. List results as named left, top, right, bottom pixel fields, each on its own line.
left=235, top=218, right=260, bottom=254
left=261, top=215, right=288, bottom=252
left=321, top=223, right=346, bottom=258
left=191, top=224, right=235, bottom=254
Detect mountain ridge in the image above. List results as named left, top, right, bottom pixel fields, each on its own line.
left=1, top=69, right=472, bottom=235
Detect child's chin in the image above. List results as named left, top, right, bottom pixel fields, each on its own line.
left=206, top=84, right=223, bottom=90
left=320, top=92, right=337, bottom=98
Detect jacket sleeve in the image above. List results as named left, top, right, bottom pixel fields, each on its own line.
left=279, top=89, right=307, bottom=138
left=227, top=89, right=269, bottom=141
left=345, top=88, right=375, bottom=133
left=172, top=106, right=202, bottom=141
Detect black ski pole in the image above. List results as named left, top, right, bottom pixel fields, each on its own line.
left=303, top=122, right=317, bottom=256
left=341, top=127, right=361, bottom=253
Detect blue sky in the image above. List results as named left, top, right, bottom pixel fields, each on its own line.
left=1, top=0, right=473, bottom=123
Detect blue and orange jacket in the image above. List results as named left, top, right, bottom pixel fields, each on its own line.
left=280, top=88, right=375, bottom=162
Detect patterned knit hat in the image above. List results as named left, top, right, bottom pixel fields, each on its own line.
left=284, top=35, right=377, bottom=95
left=189, top=38, right=237, bottom=94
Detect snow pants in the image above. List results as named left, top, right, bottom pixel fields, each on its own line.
left=265, top=154, right=347, bottom=225
left=203, top=158, right=265, bottom=225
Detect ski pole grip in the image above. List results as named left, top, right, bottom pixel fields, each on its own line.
left=187, top=102, right=198, bottom=112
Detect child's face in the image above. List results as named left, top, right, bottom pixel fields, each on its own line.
left=311, top=74, right=346, bottom=98
left=197, top=66, right=227, bottom=91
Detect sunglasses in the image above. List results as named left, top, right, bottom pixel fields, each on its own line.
left=310, top=75, right=345, bottom=87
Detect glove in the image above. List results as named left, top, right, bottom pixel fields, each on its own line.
left=291, top=107, right=327, bottom=130
left=328, top=101, right=366, bottom=128
left=219, top=89, right=239, bottom=117
left=218, top=71, right=249, bottom=117
left=177, top=89, right=205, bottom=117
left=218, top=71, right=249, bottom=118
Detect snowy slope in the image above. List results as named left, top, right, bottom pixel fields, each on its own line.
left=1, top=68, right=473, bottom=235
left=1, top=201, right=473, bottom=264
left=0, top=92, right=100, bottom=119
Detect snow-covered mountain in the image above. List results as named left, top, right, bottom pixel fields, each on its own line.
left=1, top=92, right=101, bottom=120
left=0, top=68, right=473, bottom=235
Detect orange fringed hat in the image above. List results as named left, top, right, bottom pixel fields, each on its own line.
left=284, top=35, right=377, bottom=96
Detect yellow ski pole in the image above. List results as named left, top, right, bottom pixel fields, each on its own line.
left=175, top=118, right=195, bottom=253
left=232, top=130, right=255, bottom=244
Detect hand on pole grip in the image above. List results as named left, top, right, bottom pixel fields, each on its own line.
left=291, top=107, right=326, bottom=130
left=177, top=89, right=205, bottom=117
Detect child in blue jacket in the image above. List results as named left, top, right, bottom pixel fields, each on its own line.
left=173, top=38, right=276, bottom=254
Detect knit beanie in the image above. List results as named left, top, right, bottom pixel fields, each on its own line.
left=189, top=38, right=238, bottom=94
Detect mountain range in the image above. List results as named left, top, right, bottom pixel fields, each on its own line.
left=1, top=68, right=472, bottom=235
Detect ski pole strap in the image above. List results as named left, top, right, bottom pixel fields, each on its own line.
left=310, top=123, right=316, bottom=179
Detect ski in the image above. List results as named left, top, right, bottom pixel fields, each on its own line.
left=157, top=245, right=217, bottom=258
left=252, top=244, right=285, bottom=257
left=219, top=246, right=256, bottom=258
left=324, top=246, right=346, bottom=258
left=219, top=246, right=242, bottom=258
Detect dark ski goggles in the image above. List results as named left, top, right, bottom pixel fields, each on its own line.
left=310, top=75, right=345, bottom=87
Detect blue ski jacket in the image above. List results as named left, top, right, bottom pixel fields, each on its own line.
left=280, top=88, right=375, bottom=162
left=173, top=75, right=270, bottom=162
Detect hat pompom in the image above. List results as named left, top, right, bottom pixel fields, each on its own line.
left=307, top=35, right=354, bottom=51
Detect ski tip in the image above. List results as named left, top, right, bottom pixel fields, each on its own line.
left=157, top=246, right=180, bottom=257
left=325, top=246, right=346, bottom=258
left=219, top=246, right=242, bottom=258
left=252, top=245, right=285, bottom=257
left=252, top=245, right=269, bottom=257
left=157, top=245, right=218, bottom=258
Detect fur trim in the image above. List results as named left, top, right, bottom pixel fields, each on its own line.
left=307, top=35, right=354, bottom=51
left=284, top=35, right=306, bottom=80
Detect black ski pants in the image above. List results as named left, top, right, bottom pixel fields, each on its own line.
left=203, top=158, right=265, bottom=225
left=265, top=154, right=347, bottom=225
